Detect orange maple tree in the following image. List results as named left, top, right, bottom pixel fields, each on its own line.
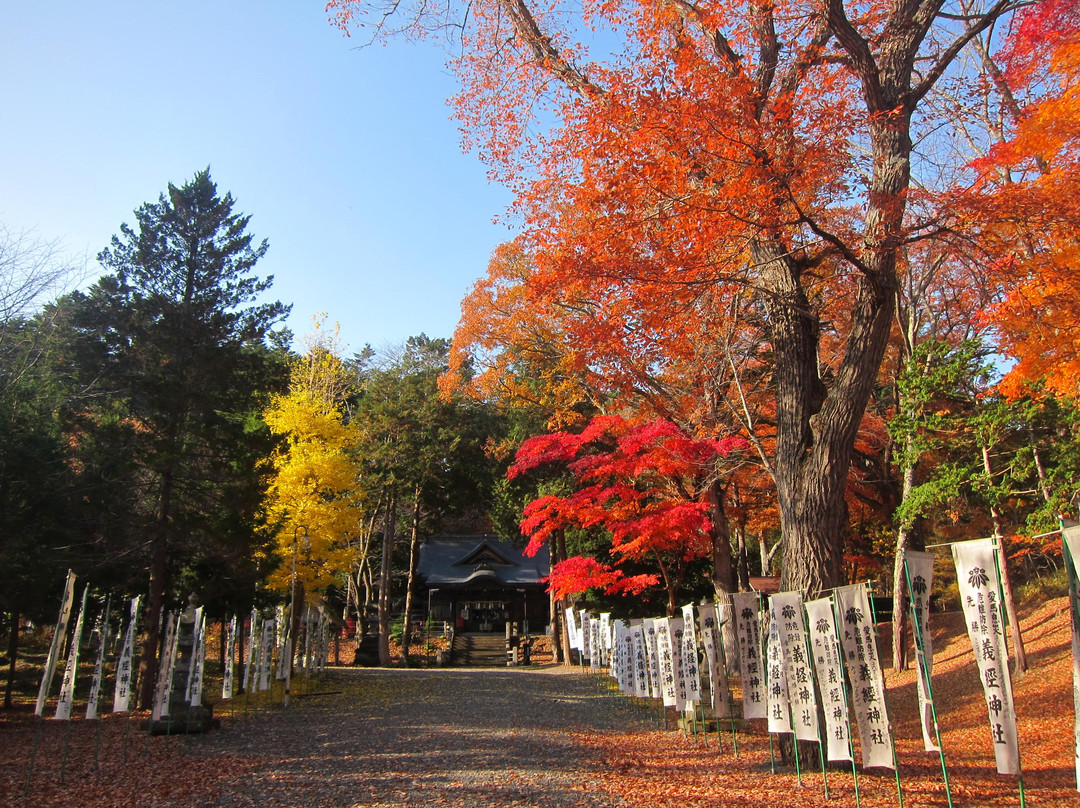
left=330, top=0, right=1028, bottom=595
left=964, top=0, right=1080, bottom=399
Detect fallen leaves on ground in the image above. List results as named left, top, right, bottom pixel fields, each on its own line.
left=3, top=599, right=1078, bottom=807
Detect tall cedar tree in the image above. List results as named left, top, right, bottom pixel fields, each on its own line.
left=70, top=170, right=288, bottom=706
left=332, top=0, right=1027, bottom=594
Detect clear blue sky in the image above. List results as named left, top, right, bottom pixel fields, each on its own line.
left=1, top=1, right=515, bottom=355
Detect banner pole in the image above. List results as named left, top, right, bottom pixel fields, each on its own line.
left=23, top=717, right=43, bottom=797
left=991, top=538, right=1026, bottom=808
left=758, top=592, right=776, bottom=775
left=715, top=613, right=738, bottom=756
left=903, top=553, right=953, bottom=808
left=867, top=583, right=903, bottom=808
left=828, top=594, right=861, bottom=808
left=799, top=598, right=828, bottom=800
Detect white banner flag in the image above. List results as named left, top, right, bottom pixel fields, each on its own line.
left=952, top=539, right=1020, bottom=775
left=112, top=595, right=141, bottom=713
left=86, top=595, right=112, bottom=720
left=152, top=612, right=179, bottom=722
left=186, top=608, right=206, bottom=706
left=732, top=592, right=767, bottom=719
left=766, top=595, right=792, bottom=734
left=55, top=586, right=89, bottom=720
left=1063, top=524, right=1080, bottom=790
left=805, top=596, right=853, bottom=762
left=697, top=603, right=732, bottom=717
left=275, top=605, right=288, bottom=680
left=772, top=591, right=820, bottom=742
left=643, top=618, right=662, bottom=699
left=835, top=584, right=894, bottom=769
left=243, top=609, right=258, bottom=693
left=35, top=571, right=76, bottom=717
left=630, top=622, right=650, bottom=698
left=565, top=608, right=580, bottom=653
left=223, top=615, right=237, bottom=700
left=259, top=616, right=275, bottom=691
left=580, top=611, right=592, bottom=661
left=599, top=613, right=611, bottom=666
left=906, top=549, right=940, bottom=752
left=680, top=605, right=703, bottom=704
left=668, top=617, right=692, bottom=711
left=655, top=618, right=682, bottom=710
left=614, top=620, right=632, bottom=693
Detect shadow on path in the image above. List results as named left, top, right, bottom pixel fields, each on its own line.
left=189, top=668, right=648, bottom=808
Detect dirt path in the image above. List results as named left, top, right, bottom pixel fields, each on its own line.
left=188, top=666, right=648, bottom=808
left=5, top=666, right=653, bottom=808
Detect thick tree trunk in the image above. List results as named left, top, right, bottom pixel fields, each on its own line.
left=765, top=246, right=897, bottom=594
left=549, top=586, right=563, bottom=664
left=138, top=530, right=168, bottom=708
left=734, top=520, right=751, bottom=591
left=378, top=491, right=397, bottom=667
left=707, top=479, right=736, bottom=596
left=401, top=484, right=422, bottom=663
left=4, top=611, right=19, bottom=709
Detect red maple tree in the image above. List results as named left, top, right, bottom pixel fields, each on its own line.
left=508, top=414, right=745, bottom=613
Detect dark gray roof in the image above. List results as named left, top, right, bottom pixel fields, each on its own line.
left=417, top=535, right=550, bottom=588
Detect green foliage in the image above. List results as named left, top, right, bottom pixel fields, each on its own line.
left=56, top=169, right=290, bottom=609
left=1015, top=566, right=1069, bottom=605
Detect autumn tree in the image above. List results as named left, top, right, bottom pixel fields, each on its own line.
left=960, top=0, right=1080, bottom=400
left=332, top=0, right=1027, bottom=594
left=508, top=414, right=744, bottom=615
left=262, top=323, right=363, bottom=634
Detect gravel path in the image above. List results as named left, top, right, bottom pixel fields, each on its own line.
left=182, top=666, right=651, bottom=808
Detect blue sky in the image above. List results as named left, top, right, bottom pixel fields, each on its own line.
left=1, top=1, right=515, bottom=355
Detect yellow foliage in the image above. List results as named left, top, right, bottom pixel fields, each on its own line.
left=261, top=344, right=362, bottom=600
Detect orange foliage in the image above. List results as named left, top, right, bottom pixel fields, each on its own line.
left=967, top=0, right=1080, bottom=398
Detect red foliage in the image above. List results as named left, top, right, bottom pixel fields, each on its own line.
left=511, top=414, right=744, bottom=599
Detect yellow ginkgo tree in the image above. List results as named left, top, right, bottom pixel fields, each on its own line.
left=262, top=323, right=362, bottom=615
